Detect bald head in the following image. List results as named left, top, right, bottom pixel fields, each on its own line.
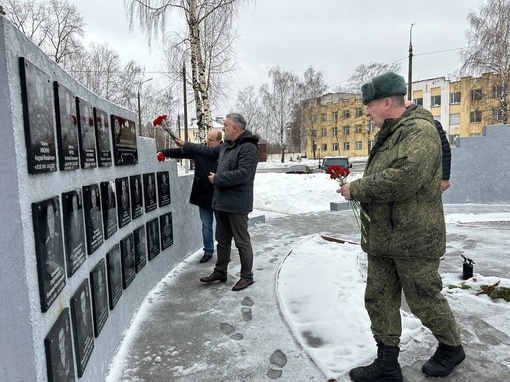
left=206, top=129, right=222, bottom=147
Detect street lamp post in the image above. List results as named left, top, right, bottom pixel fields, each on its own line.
left=408, top=23, right=414, bottom=101
left=137, top=77, right=153, bottom=136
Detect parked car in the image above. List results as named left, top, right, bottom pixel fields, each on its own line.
left=321, top=156, right=351, bottom=172
left=285, top=165, right=314, bottom=174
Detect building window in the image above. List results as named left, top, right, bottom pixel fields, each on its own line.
left=449, top=113, right=460, bottom=125
left=368, top=121, right=376, bottom=132
left=343, top=126, right=350, bottom=135
left=343, top=142, right=350, bottom=150
left=321, top=128, right=327, bottom=137
left=471, top=89, right=482, bottom=101
left=343, top=110, right=350, bottom=118
left=332, top=111, right=338, bottom=121
left=321, top=113, right=327, bottom=122
left=311, top=115, right=317, bottom=123
left=369, top=139, right=374, bottom=150
left=355, top=125, right=363, bottom=133
left=494, top=86, right=502, bottom=99
left=414, top=98, right=423, bottom=106
left=493, top=108, right=504, bottom=122
left=332, top=143, right=339, bottom=151
left=355, top=141, right=363, bottom=150
left=331, top=127, right=338, bottom=136
left=431, top=95, right=441, bottom=107
left=450, top=92, right=461, bottom=104
left=449, top=134, right=459, bottom=146
left=355, top=107, right=363, bottom=117
left=470, top=111, right=482, bottom=123
left=321, top=143, right=327, bottom=151
left=311, top=129, right=317, bottom=138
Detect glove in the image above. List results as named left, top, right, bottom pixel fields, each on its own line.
left=157, top=152, right=165, bottom=162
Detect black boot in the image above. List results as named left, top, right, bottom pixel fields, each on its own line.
left=422, top=343, right=465, bottom=377
left=349, top=340, right=403, bottom=382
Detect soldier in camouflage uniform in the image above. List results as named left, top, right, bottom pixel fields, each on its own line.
left=339, top=72, right=465, bottom=382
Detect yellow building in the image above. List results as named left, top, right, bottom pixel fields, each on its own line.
left=302, top=72, right=508, bottom=157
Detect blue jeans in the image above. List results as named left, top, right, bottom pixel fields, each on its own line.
left=199, top=207, right=214, bottom=255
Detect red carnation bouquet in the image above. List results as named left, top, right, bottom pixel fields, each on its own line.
left=153, top=114, right=177, bottom=140
left=327, top=165, right=370, bottom=243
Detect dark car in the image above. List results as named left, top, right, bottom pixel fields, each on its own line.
left=285, top=165, right=313, bottom=174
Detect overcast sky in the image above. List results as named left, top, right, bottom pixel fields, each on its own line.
left=69, top=0, right=483, bottom=116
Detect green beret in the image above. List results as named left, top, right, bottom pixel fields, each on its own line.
left=361, top=72, right=407, bottom=105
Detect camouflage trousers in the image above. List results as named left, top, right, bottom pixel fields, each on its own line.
left=365, top=255, right=461, bottom=347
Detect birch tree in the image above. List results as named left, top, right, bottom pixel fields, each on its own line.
left=125, top=0, right=251, bottom=141
left=337, top=62, right=402, bottom=93
left=462, top=0, right=510, bottom=124
left=235, top=85, right=264, bottom=136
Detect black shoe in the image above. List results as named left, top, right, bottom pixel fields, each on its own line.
left=232, top=278, right=254, bottom=291
left=349, top=340, right=403, bottom=382
left=199, top=254, right=212, bottom=263
left=200, top=273, right=226, bottom=283
left=422, top=343, right=465, bottom=377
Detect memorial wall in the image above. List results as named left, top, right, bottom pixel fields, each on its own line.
left=0, top=16, right=202, bottom=382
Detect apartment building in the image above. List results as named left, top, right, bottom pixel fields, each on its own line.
left=303, top=72, right=508, bottom=158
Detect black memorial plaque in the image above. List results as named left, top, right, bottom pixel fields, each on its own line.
left=120, top=233, right=136, bottom=289
left=76, top=97, right=97, bottom=169
left=83, top=184, right=104, bottom=255
left=130, top=174, right=143, bottom=220
left=19, top=57, right=57, bottom=174
left=94, top=107, right=112, bottom=167
left=133, top=225, right=147, bottom=273
left=54, top=82, right=79, bottom=171
left=157, top=171, right=170, bottom=207
left=146, top=218, right=160, bottom=261
left=160, top=212, right=173, bottom=250
left=100, top=180, right=118, bottom=240
left=32, top=197, right=66, bottom=312
left=90, top=259, right=108, bottom=337
left=62, top=189, right=86, bottom=277
left=44, top=308, right=76, bottom=382
left=115, top=177, right=131, bottom=228
left=70, top=280, right=94, bottom=378
left=111, top=115, right=138, bottom=166
left=106, top=244, right=122, bottom=310
left=143, top=172, right=157, bottom=213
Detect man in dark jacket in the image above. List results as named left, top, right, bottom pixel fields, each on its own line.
left=339, top=72, right=464, bottom=382
left=174, top=113, right=259, bottom=291
left=158, top=129, right=222, bottom=263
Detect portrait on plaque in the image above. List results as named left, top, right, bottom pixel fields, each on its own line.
left=94, top=107, right=112, bottom=167
left=143, top=172, right=157, bottom=213
left=146, top=218, right=160, bottom=261
left=19, top=57, right=57, bottom=174
left=70, top=280, right=94, bottom=378
left=83, top=184, right=104, bottom=255
left=76, top=97, right=97, bottom=169
left=106, top=244, right=122, bottom=310
left=62, top=189, right=86, bottom=277
left=160, top=212, right=173, bottom=250
left=130, top=174, right=143, bottom=220
left=157, top=171, right=170, bottom=207
left=100, top=180, right=118, bottom=240
left=111, top=115, right=138, bottom=166
left=54, top=82, right=79, bottom=171
left=120, top=233, right=136, bottom=289
left=90, top=259, right=109, bottom=337
left=44, top=308, right=76, bottom=382
left=115, top=177, right=131, bottom=228
left=32, top=197, right=66, bottom=312
left=133, top=225, right=147, bottom=273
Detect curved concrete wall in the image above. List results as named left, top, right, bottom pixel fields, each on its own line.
left=0, top=16, right=202, bottom=382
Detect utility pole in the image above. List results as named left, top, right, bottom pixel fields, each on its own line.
left=408, top=23, right=414, bottom=101
left=182, top=62, right=188, bottom=142
left=137, top=77, right=153, bottom=135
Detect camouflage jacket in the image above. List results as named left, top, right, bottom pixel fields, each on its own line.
left=350, top=106, right=446, bottom=258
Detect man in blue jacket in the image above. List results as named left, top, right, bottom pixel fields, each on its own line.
left=174, top=113, right=259, bottom=291
left=158, top=129, right=222, bottom=263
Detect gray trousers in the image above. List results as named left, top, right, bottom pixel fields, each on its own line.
left=365, top=255, right=461, bottom=347
left=213, top=211, right=253, bottom=279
